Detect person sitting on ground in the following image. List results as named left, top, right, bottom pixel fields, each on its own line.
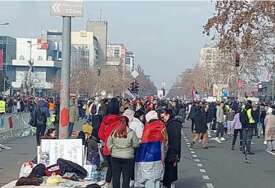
left=43, top=128, right=57, bottom=139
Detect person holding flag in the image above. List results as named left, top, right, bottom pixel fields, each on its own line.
left=135, top=110, right=167, bottom=188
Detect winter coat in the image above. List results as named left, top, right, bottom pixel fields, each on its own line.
left=260, top=111, right=266, bottom=124
left=69, top=104, right=78, bottom=123
left=129, top=117, right=144, bottom=140
left=232, top=113, right=242, bottom=130
left=163, top=118, right=181, bottom=186
left=193, top=108, right=207, bottom=133
left=216, top=106, right=225, bottom=123
left=98, top=114, right=124, bottom=156
left=107, top=127, right=139, bottom=159
left=189, top=105, right=197, bottom=120
left=264, top=114, right=275, bottom=141
left=166, top=118, right=182, bottom=161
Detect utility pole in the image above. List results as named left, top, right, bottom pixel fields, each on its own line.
left=51, top=0, right=83, bottom=139
left=59, top=16, right=71, bottom=139
left=272, top=55, right=275, bottom=103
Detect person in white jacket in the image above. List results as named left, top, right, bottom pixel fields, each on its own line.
left=123, top=109, right=144, bottom=140
left=123, top=109, right=144, bottom=187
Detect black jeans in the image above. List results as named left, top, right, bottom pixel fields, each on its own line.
left=242, top=127, right=254, bottom=153
left=216, top=122, right=224, bottom=138
left=36, top=124, right=46, bottom=146
left=232, top=129, right=243, bottom=146
left=111, top=157, right=133, bottom=188
left=105, top=156, right=112, bottom=183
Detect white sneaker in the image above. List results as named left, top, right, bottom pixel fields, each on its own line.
left=220, top=137, right=226, bottom=141
left=134, top=182, right=145, bottom=187
left=97, top=181, right=106, bottom=186
left=102, top=183, right=111, bottom=188
left=214, top=137, right=221, bottom=143
left=130, top=180, right=135, bottom=187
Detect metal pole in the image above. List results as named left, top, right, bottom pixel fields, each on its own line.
left=272, top=55, right=275, bottom=103
left=59, top=16, right=71, bottom=139
left=29, top=42, right=32, bottom=95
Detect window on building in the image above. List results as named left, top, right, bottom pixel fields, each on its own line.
left=19, top=55, right=25, bottom=60
left=114, top=48, right=120, bottom=58
left=38, top=56, right=43, bottom=61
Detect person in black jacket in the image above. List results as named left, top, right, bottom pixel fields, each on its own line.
left=190, top=102, right=208, bottom=149
left=160, top=109, right=181, bottom=188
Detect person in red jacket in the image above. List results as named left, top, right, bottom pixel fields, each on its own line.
left=98, top=98, right=124, bottom=187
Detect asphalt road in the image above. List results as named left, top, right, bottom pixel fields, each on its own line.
left=177, top=121, right=275, bottom=188
left=1, top=121, right=275, bottom=188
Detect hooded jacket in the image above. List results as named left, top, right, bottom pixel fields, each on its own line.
left=98, top=114, right=124, bottom=156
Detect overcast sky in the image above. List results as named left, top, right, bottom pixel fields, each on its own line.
left=0, top=1, right=215, bottom=89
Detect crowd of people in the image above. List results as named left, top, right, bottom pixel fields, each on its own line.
left=27, top=96, right=184, bottom=188
left=19, top=94, right=275, bottom=188
left=188, top=99, right=275, bottom=154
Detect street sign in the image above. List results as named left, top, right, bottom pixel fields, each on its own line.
left=131, top=70, right=139, bottom=78
left=51, top=0, right=83, bottom=17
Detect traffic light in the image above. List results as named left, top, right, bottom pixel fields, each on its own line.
left=129, top=80, right=139, bottom=94
left=134, top=81, right=139, bottom=94
left=235, top=52, right=240, bottom=67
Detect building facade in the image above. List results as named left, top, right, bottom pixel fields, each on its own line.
left=106, top=44, right=126, bottom=66
left=11, top=38, right=60, bottom=95
left=86, top=20, right=107, bottom=65
left=71, top=31, right=100, bottom=70
left=125, top=51, right=135, bottom=72
left=0, top=36, right=16, bottom=92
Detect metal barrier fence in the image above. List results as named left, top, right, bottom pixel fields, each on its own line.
left=0, top=113, right=30, bottom=143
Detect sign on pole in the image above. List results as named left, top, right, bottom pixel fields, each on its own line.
left=131, top=70, right=139, bottom=79
left=51, top=0, right=84, bottom=17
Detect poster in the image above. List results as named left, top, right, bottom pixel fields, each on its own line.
left=39, top=139, right=84, bottom=166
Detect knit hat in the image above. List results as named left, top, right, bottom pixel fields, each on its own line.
left=123, top=109, right=135, bottom=122
left=82, top=123, right=93, bottom=135
left=145, top=110, right=159, bottom=122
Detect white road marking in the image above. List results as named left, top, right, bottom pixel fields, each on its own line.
left=192, top=154, right=198, bottom=158
left=194, top=159, right=200, bottom=162
left=190, top=151, right=195, bottom=154
left=197, top=163, right=203, bottom=167
left=202, top=175, right=210, bottom=180
left=206, top=183, right=214, bottom=188
left=266, top=150, right=275, bottom=156
left=200, top=169, right=206, bottom=173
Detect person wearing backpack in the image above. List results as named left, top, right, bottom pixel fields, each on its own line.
left=32, top=99, right=49, bottom=146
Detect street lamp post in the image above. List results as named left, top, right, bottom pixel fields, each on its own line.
left=26, top=40, right=34, bottom=95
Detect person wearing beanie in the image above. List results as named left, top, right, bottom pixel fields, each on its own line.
left=135, top=110, right=167, bottom=188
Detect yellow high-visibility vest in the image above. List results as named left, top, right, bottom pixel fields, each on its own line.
left=0, top=100, right=6, bottom=113
left=246, top=108, right=255, bottom=124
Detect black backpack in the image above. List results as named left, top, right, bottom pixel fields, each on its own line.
left=36, top=108, right=47, bottom=125
left=240, top=110, right=248, bottom=125
left=90, top=104, right=97, bottom=115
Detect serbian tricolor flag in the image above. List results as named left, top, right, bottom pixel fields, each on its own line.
left=135, top=120, right=167, bottom=184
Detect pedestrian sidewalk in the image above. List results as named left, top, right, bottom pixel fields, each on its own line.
left=0, top=136, right=36, bottom=186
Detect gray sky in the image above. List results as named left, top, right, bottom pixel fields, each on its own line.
left=0, top=1, right=215, bottom=89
